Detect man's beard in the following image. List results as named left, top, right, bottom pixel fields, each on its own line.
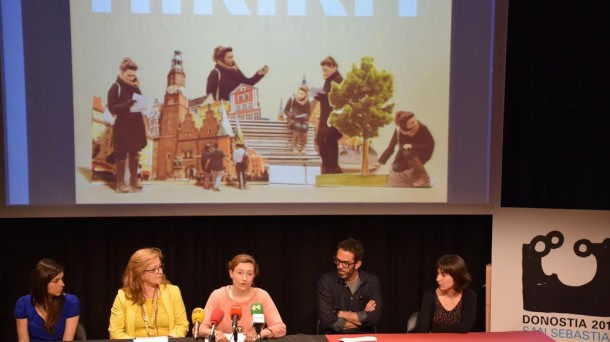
left=339, top=267, right=356, bottom=280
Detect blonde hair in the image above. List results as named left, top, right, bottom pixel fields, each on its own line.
left=121, top=247, right=169, bottom=305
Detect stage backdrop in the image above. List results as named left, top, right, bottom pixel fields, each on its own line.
left=491, top=207, right=610, bottom=342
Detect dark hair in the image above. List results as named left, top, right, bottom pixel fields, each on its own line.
left=227, top=254, right=259, bottom=276
left=30, top=259, right=65, bottom=334
left=320, top=55, right=338, bottom=68
left=436, top=254, right=472, bottom=292
left=337, top=238, right=364, bottom=262
left=395, top=110, right=415, bottom=130
left=119, top=57, right=138, bottom=72
left=213, top=46, right=233, bottom=62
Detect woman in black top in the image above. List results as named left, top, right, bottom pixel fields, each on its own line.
left=414, top=254, right=477, bottom=333
left=107, top=57, right=147, bottom=193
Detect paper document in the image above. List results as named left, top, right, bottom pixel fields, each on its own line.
left=338, top=336, right=377, bottom=342
left=133, top=336, right=168, bottom=342
left=223, top=332, right=246, bottom=342
left=130, top=93, right=152, bottom=114
left=308, top=87, right=325, bottom=98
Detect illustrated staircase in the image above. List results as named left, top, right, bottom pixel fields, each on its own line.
left=230, top=119, right=321, bottom=167
left=230, top=119, right=321, bottom=184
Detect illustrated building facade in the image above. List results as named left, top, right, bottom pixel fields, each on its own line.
left=150, top=50, right=264, bottom=181
left=91, top=50, right=269, bottom=183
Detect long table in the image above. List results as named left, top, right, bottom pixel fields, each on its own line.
left=83, top=331, right=553, bottom=342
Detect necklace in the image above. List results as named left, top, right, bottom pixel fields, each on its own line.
left=141, top=289, right=159, bottom=336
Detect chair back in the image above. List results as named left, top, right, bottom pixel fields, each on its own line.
left=75, top=322, right=87, bottom=340
left=406, top=311, right=419, bottom=333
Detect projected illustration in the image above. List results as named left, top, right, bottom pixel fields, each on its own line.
left=522, top=230, right=610, bottom=316
left=92, top=51, right=271, bottom=188
left=73, top=1, right=451, bottom=203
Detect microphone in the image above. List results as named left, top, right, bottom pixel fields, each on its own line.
left=230, top=305, right=242, bottom=342
left=250, top=302, right=264, bottom=342
left=192, top=307, right=204, bottom=341
left=209, top=308, right=224, bottom=342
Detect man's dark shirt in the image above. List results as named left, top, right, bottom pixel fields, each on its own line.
left=317, top=270, right=382, bottom=334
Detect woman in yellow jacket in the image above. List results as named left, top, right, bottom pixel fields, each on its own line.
left=109, top=247, right=189, bottom=339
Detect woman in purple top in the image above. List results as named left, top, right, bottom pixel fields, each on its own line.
left=14, top=259, right=80, bottom=341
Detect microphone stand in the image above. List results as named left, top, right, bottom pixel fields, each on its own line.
left=232, top=326, right=238, bottom=342
left=194, top=321, right=200, bottom=341
left=229, top=316, right=237, bottom=342
left=209, top=325, right=217, bottom=342
left=255, top=324, right=262, bottom=342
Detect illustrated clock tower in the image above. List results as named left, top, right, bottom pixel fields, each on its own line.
left=166, top=50, right=186, bottom=96
left=154, top=50, right=188, bottom=180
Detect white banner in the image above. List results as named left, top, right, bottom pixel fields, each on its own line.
left=491, top=207, right=610, bottom=341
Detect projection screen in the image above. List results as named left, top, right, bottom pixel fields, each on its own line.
left=0, top=0, right=507, bottom=216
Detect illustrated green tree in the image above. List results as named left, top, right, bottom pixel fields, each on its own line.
left=329, top=56, right=394, bottom=175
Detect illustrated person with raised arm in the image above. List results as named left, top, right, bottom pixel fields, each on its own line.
left=14, top=259, right=80, bottom=342
left=375, top=110, right=435, bottom=187
left=197, top=254, right=286, bottom=342
left=314, top=56, right=344, bottom=174
left=107, top=57, right=148, bottom=193
left=284, top=84, right=312, bottom=154
left=206, top=46, right=269, bottom=101
left=317, top=238, right=382, bottom=334
left=109, top=247, right=189, bottom=339
left=414, top=254, right=477, bottom=333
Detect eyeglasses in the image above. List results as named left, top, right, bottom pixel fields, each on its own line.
left=144, top=264, right=164, bottom=274
left=333, top=256, right=357, bottom=268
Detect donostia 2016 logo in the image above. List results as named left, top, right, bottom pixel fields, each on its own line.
left=522, top=230, right=609, bottom=317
